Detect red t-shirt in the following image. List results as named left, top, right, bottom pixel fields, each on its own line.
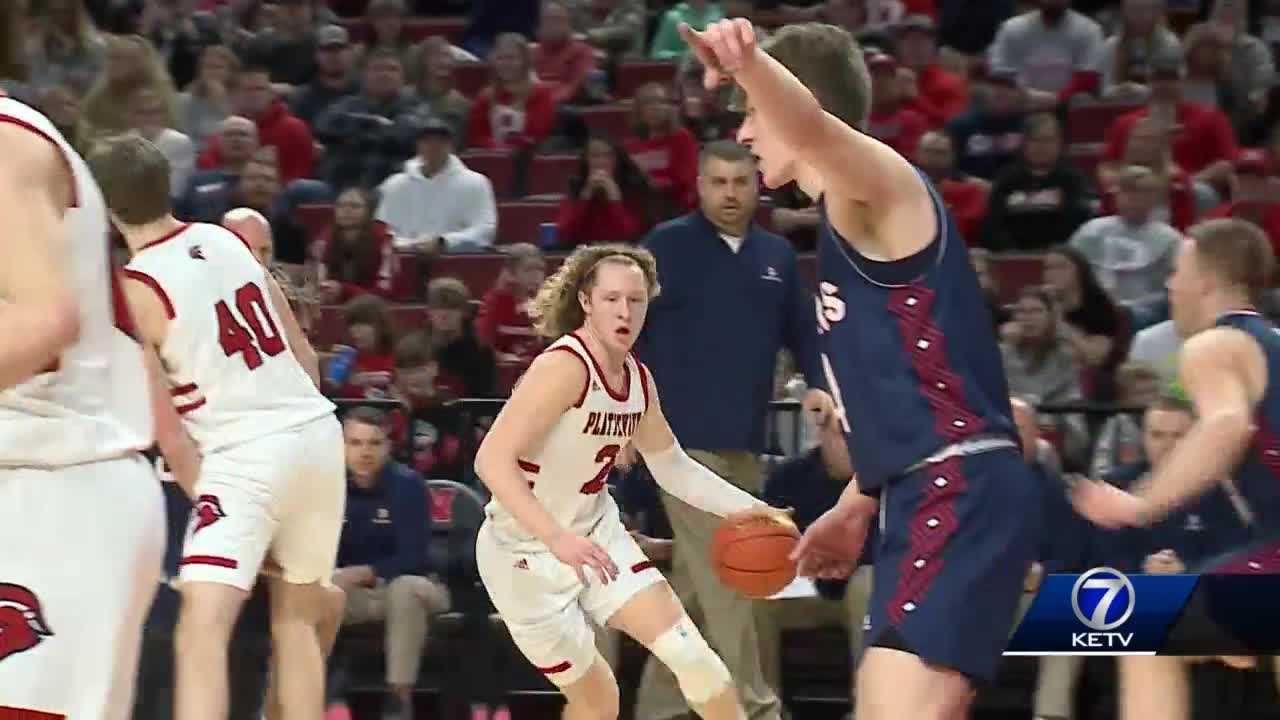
left=475, top=286, right=543, bottom=369
left=867, top=106, right=930, bottom=160
left=939, top=178, right=988, bottom=243
left=906, top=64, right=968, bottom=127
left=625, top=128, right=700, bottom=210
left=555, top=196, right=644, bottom=246
left=334, top=353, right=396, bottom=400
left=466, top=83, right=558, bottom=150
left=1103, top=102, right=1238, bottom=175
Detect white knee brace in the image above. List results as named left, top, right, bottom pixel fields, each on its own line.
left=648, top=616, right=732, bottom=704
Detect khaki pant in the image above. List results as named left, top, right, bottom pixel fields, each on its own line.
left=343, top=575, right=450, bottom=687
left=1012, top=589, right=1082, bottom=718
left=634, top=450, right=783, bottom=720
left=758, top=565, right=874, bottom=699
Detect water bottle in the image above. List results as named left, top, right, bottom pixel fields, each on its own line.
left=326, top=344, right=358, bottom=388
left=537, top=222, right=559, bottom=250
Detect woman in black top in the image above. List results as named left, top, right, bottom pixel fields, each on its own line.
left=1042, top=245, right=1129, bottom=399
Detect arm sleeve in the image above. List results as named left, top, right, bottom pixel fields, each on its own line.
left=643, top=441, right=762, bottom=517
left=440, top=179, right=498, bottom=251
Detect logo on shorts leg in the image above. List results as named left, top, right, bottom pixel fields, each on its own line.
left=0, top=583, right=54, bottom=663
left=192, top=494, right=227, bottom=534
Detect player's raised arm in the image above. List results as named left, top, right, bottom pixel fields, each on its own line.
left=631, top=368, right=769, bottom=517
left=1135, top=328, right=1261, bottom=518
left=475, top=349, right=619, bottom=582
left=0, top=123, right=81, bottom=390
left=681, top=20, right=935, bottom=248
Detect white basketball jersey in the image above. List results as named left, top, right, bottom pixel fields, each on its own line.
left=123, top=222, right=334, bottom=452
left=485, top=332, right=650, bottom=549
left=0, top=99, right=152, bottom=468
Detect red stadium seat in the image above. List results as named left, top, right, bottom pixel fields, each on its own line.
left=454, top=62, right=490, bottom=97
left=338, top=16, right=466, bottom=45
left=578, top=104, right=632, bottom=140
left=1065, top=102, right=1140, bottom=144
left=1067, top=142, right=1105, bottom=179
left=991, top=254, right=1044, bottom=301
left=497, top=201, right=560, bottom=244
left=615, top=62, right=679, bottom=97
left=388, top=304, right=429, bottom=335
left=460, top=150, right=516, bottom=197
left=524, top=154, right=579, bottom=198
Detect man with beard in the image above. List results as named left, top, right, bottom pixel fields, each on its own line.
left=633, top=139, right=828, bottom=720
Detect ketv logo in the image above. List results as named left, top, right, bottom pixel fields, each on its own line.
left=1070, top=568, right=1136, bottom=649
left=1006, top=567, right=1197, bottom=656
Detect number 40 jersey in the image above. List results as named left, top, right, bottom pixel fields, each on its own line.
left=123, top=222, right=334, bottom=453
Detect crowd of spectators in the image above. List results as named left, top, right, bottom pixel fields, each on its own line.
left=21, top=0, right=1280, bottom=718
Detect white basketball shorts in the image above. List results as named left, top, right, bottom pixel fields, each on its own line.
left=0, top=453, right=165, bottom=720
left=475, top=508, right=664, bottom=686
left=179, top=415, right=345, bottom=590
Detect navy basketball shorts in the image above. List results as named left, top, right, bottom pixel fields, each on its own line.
left=863, top=448, right=1041, bottom=683
left=1159, top=538, right=1280, bottom=654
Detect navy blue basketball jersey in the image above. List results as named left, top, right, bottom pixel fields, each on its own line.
left=816, top=171, right=1016, bottom=492
left=1214, top=310, right=1280, bottom=534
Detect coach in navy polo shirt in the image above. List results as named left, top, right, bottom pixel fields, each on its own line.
left=634, top=140, right=828, bottom=720
left=335, top=408, right=449, bottom=720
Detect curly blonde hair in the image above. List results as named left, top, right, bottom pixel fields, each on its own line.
left=530, top=244, right=661, bottom=339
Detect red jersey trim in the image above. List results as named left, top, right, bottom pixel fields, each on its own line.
left=0, top=705, right=67, bottom=720
left=176, top=398, right=207, bottom=415
left=543, top=345, right=589, bottom=408
left=170, top=382, right=198, bottom=396
left=0, top=115, right=78, bottom=207
left=137, top=222, right=193, bottom=253
left=569, top=331, right=630, bottom=402
left=120, top=268, right=175, bottom=320
left=179, top=554, right=238, bottom=568
left=517, top=459, right=540, bottom=473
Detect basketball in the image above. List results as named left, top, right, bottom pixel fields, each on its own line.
left=711, top=514, right=800, bottom=598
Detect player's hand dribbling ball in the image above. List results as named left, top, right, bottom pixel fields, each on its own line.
left=712, top=507, right=800, bottom=598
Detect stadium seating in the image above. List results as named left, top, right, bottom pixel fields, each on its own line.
left=337, top=16, right=467, bottom=44
left=614, top=61, right=679, bottom=97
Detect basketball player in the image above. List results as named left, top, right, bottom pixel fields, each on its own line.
left=85, top=135, right=344, bottom=720
left=1072, top=218, right=1280, bottom=720
left=475, top=244, right=787, bottom=720
left=0, top=13, right=196, bottom=717
left=682, top=19, right=1041, bottom=719
left=220, top=206, right=346, bottom=720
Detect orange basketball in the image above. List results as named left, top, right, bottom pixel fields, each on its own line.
left=711, top=514, right=800, bottom=599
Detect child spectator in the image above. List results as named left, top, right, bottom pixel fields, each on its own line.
left=465, top=33, right=557, bottom=150
left=391, top=332, right=467, bottom=482
left=1042, top=245, right=1127, bottom=399
left=555, top=134, right=655, bottom=246
left=314, top=187, right=398, bottom=302
left=624, top=82, right=699, bottom=210
left=328, top=294, right=398, bottom=400
left=1089, top=361, right=1162, bottom=478
left=426, top=278, right=498, bottom=398
left=476, top=244, right=548, bottom=380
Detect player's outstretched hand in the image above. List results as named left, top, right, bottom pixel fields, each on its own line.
left=790, top=505, right=870, bottom=579
left=1071, top=478, right=1150, bottom=529
left=679, top=19, right=757, bottom=90
left=549, top=530, right=619, bottom=586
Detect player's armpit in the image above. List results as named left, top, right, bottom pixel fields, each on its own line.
left=0, top=123, right=80, bottom=390
left=264, top=273, right=319, bottom=387
left=474, top=350, right=588, bottom=543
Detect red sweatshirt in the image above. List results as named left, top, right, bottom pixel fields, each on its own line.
left=334, top=353, right=396, bottom=400
left=939, top=178, right=988, bottom=243
left=1103, top=102, right=1238, bottom=175
left=625, top=128, right=699, bottom=210
left=905, top=64, right=968, bottom=127
left=198, top=99, right=315, bottom=181
left=309, top=223, right=398, bottom=302
left=475, top=286, right=543, bottom=370
left=533, top=38, right=598, bottom=104
left=867, top=105, right=930, bottom=160
left=466, top=83, right=558, bottom=150
left=555, top=195, right=644, bottom=246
